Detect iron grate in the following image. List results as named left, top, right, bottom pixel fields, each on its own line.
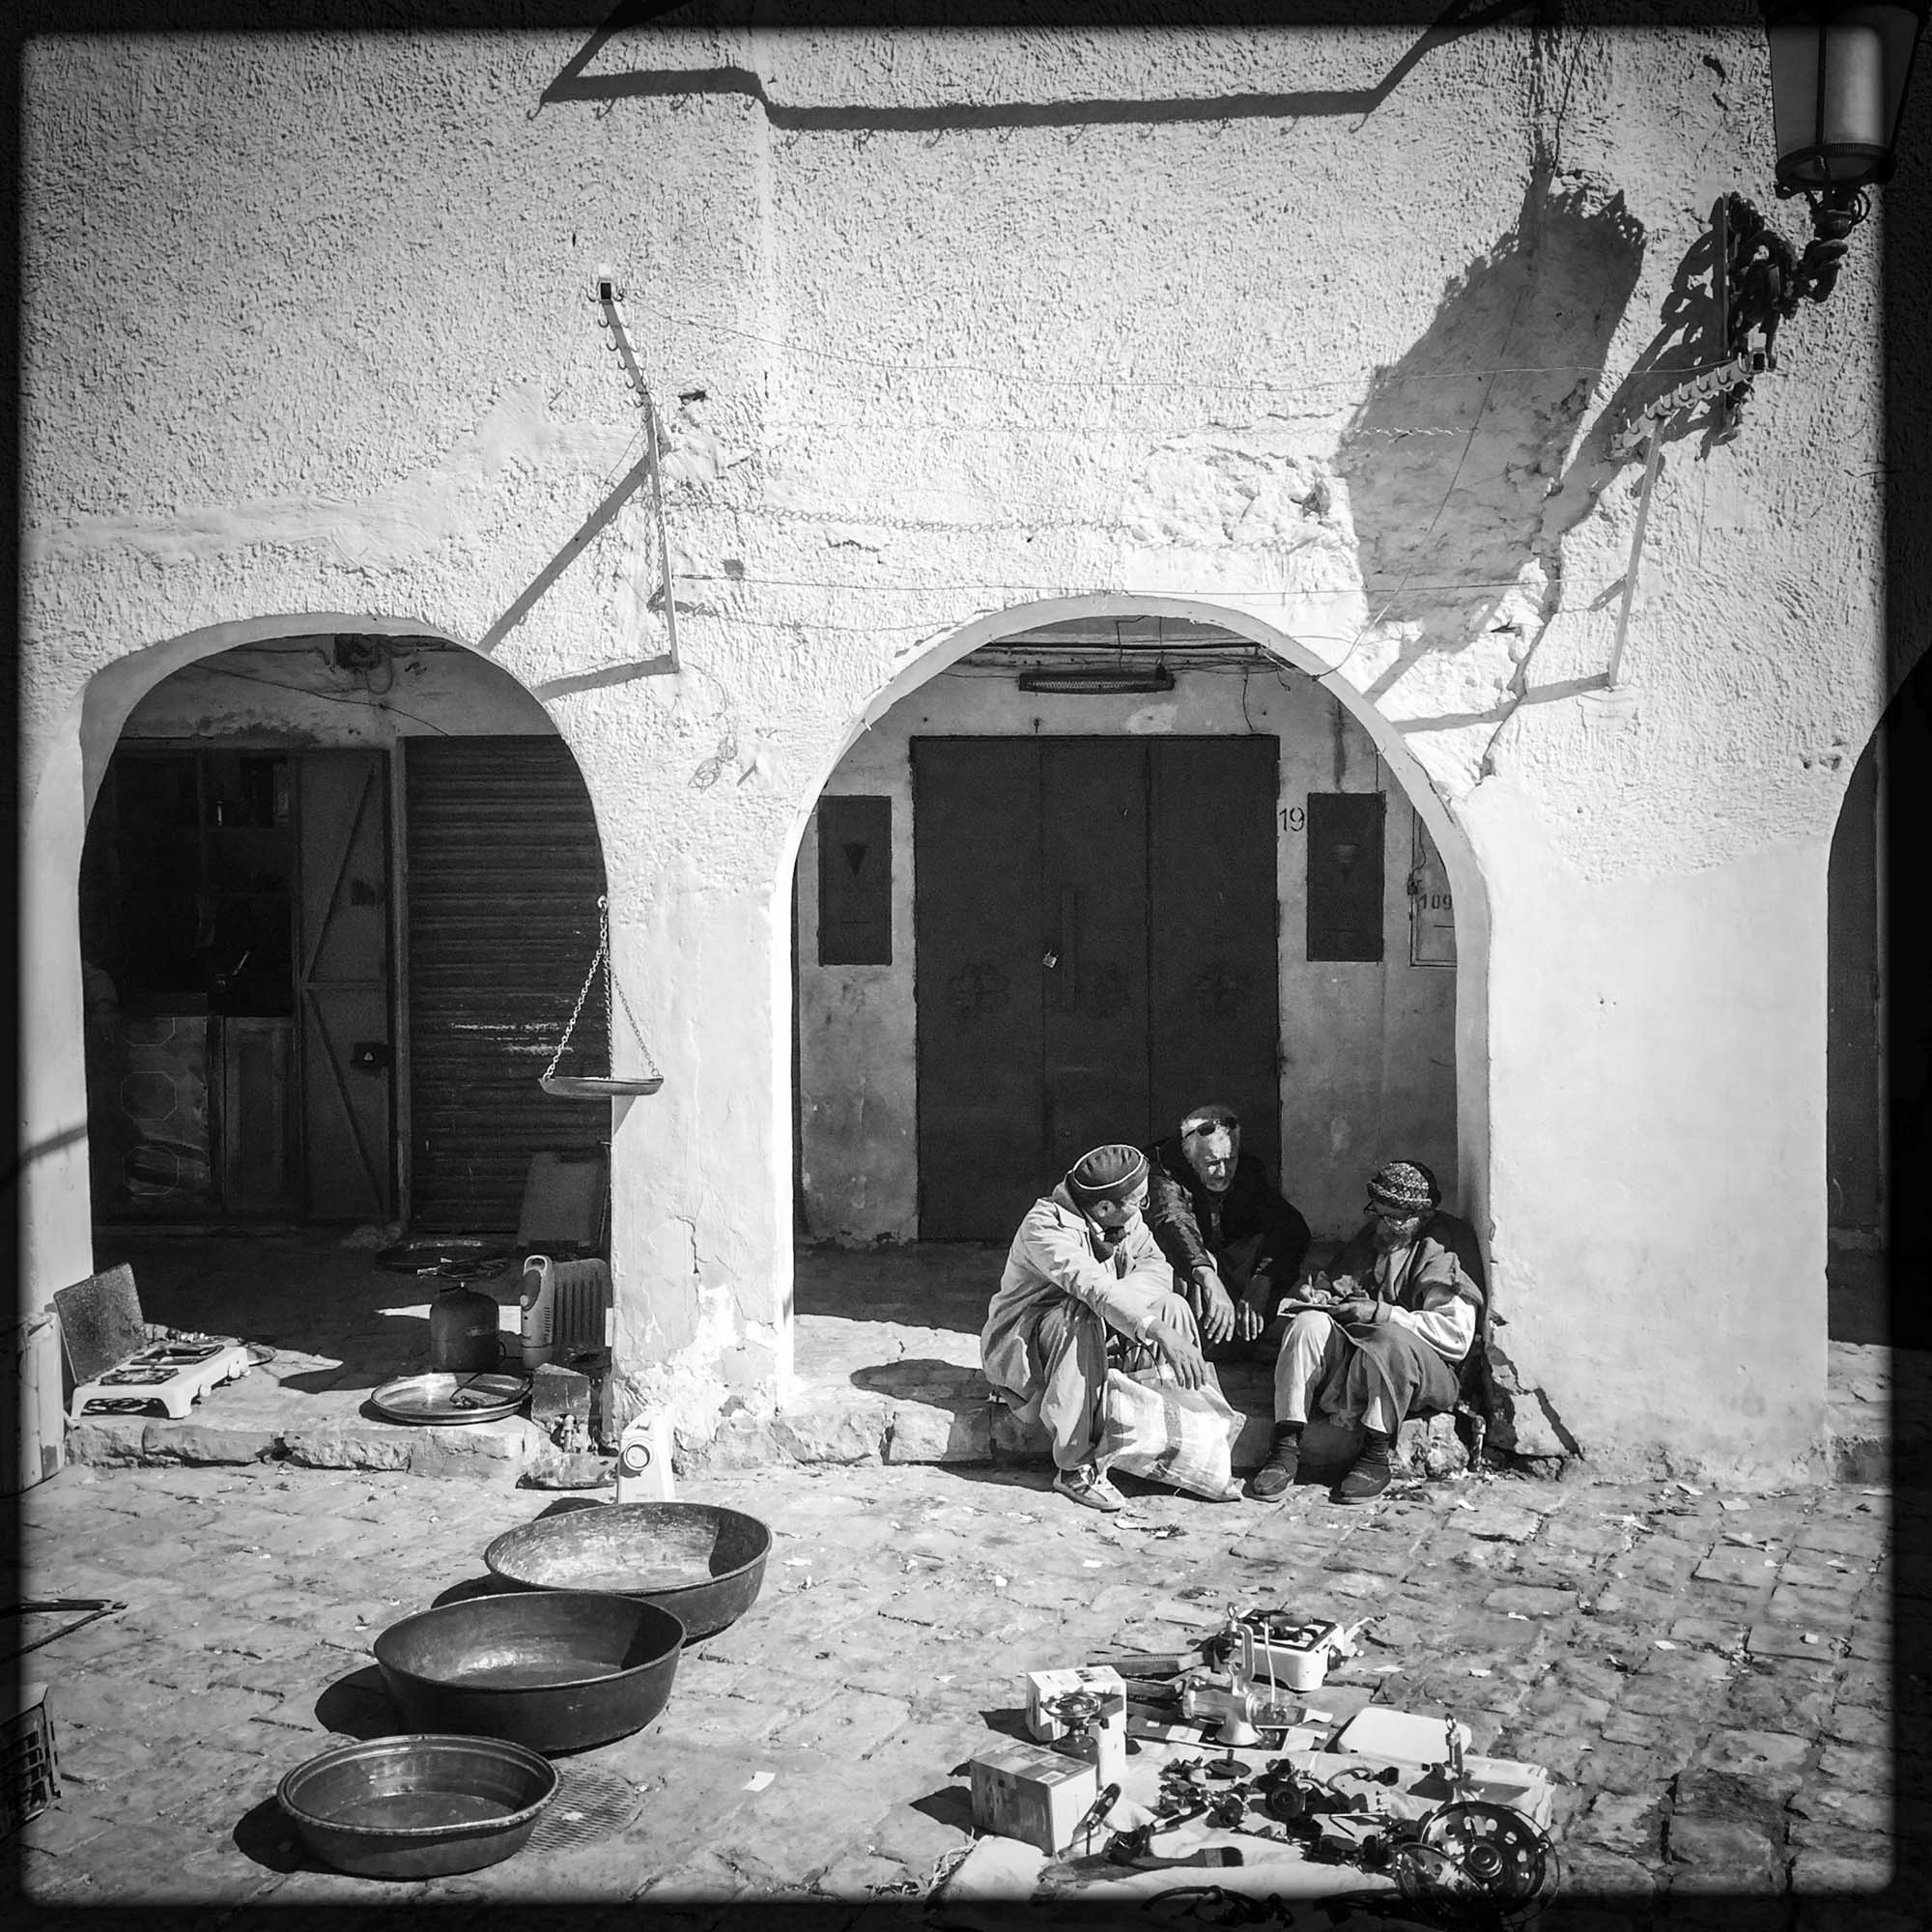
left=526, top=1762, right=641, bottom=1855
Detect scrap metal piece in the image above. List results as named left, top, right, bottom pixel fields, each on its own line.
left=1414, top=1799, right=1561, bottom=1927
left=3, top=1599, right=128, bottom=1660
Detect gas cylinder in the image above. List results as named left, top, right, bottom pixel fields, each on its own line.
left=429, top=1280, right=503, bottom=1374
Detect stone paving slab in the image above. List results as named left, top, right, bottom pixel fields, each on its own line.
left=10, top=1455, right=1926, bottom=1925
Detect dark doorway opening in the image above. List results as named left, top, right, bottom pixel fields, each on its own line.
left=1829, top=647, right=1932, bottom=1350
left=80, top=747, right=392, bottom=1223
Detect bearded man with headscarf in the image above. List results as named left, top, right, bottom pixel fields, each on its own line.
left=1250, top=1159, right=1485, bottom=1505
left=981, top=1143, right=1209, bottom=1513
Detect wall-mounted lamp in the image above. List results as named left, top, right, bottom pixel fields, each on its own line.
left=1727, top=3, right=1924, bottom=364
left=1618, top=0, right=1928, bottom=453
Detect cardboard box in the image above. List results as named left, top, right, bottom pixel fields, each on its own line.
left=968, top=1741, right=1098, bottom=1855
left=1023, top=1666, right=1126, bottom=1742
left=1332, top=1706, right=1472, bottom=1766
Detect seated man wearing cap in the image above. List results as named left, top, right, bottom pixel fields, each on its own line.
left=1145, top=1102, right=1312, bottom=1358
left=1251, top=1159, right=1484, bottom=1505
left=981, top=1143, right=1211, bottom=1513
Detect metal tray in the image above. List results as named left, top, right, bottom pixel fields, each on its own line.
left=277, top=1732, right=557, bottom=1879
left=375, top=1237, right=517, bottom=1279
left=371, top=1373, right=532, bottom=1426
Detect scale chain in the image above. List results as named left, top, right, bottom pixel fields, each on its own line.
left=544, top=896, right=663, bottom=1084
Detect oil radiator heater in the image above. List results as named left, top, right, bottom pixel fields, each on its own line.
left=519, top=1255, right=612, bottom=1369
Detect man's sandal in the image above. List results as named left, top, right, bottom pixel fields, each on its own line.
left=1053, top=1463, right=1126, bottom=1513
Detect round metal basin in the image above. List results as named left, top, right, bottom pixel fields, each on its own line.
left=277, top=1733, right=557, bottom=1880
left=372, top=1591, right=683, bottom=1754
left=483, top=1501, right=772, bottom=1639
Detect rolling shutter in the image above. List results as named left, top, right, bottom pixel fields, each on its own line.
left=404, top=737, right=609, bottom=1231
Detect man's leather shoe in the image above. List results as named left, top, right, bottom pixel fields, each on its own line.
left=1248, top=1425, right=1302, bottom=1499
left=1332, top=1431, right=1395, bottom=1504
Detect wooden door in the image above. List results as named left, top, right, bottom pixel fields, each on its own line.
left=913, top=736, right=1279, bottom=1238
left=1040, top=741, right=1151, bottom=1176
left=296, top=752, right=393, bottom=1220
left=1149, top=736, right=1281, bottom=1177
left=912, top=740, right=1044, bottom=1238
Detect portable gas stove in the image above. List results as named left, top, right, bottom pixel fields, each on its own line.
left=56, top=1266, right=252, bottom=1422
left=71, top=1335, right=252, bottom=1420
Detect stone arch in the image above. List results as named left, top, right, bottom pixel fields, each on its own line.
left=23, top=611, right=613, bottom=1297
left=1827, top=646, right=1932, bottom=1350
left=778, top=590, right=1492, bottom=1239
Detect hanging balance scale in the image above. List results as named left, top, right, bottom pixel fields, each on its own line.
left=540, top=896, right=665, bottom=1099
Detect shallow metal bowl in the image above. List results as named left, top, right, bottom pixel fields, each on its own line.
left=483, top=1501, right=773, bottom=1639
left=276, top=1733, right=557, bottom=1880
left=373, top=1589, right=684, bottom=1753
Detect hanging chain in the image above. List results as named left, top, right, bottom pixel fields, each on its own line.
left=544, top=896, right=663, bottom=1082
left=605, top=911, right=663, bottom=1081
left=543, top=909, right=608, bottom=1084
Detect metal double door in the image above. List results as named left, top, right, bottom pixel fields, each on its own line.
left=913, top=736, right=1279, bottom=1239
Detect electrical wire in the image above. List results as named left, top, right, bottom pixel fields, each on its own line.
left=675, top=570, right=1540, bottom=599
left=632, top=301, right=1743, bottom=393
left=184, top=661, right=454, bottom=735
left=736, top=415, right=1516, bottom=438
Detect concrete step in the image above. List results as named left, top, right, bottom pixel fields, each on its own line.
left=61, top=1360, right=1464, bottom=1487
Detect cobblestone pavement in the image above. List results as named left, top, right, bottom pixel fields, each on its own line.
left=8, top=1458, right=1926, bottom=1930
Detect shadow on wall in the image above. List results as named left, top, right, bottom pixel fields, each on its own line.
left=1333, top=172, right=1647, bottom=700
left=1588, top=203, right=1740, bottom=470
left=538, top=0, right=1542, bottom=129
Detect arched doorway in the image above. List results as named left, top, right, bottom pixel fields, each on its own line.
left=76, top=630, right=611, bottom=1236
left=789, top=600, right=1482, bottom=1255
left=1829, top=646, right=1932, bottom=1350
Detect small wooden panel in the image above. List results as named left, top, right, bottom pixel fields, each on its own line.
left=817, top=794, right=893, bottom=965
left=1306, top=792, right=1386, bottom=963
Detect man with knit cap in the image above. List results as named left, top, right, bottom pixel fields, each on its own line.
left=1251, top=1159, right=1484, bottom=1505
left=982, top=1142, right=1209, bottom=1513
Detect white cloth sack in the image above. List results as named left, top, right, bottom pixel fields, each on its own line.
left=1099, top=1359, right=1243, bottom=1500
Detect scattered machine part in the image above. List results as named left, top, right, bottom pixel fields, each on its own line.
left=1401, top=1800, right=1561, bottom=1927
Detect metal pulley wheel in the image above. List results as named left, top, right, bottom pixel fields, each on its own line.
left=1399, top=1801, right=1560, bottom=1927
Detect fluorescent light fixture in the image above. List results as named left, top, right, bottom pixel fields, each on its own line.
left=1015, top=667, right=1177, bottom=696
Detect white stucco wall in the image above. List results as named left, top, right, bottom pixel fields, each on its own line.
left=795, top=658, right=1458, bottom=1242
left=20, top=15, right=1910, bottom=1478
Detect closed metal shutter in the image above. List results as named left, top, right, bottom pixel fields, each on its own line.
left=405, top=737, right=609, bottom=1231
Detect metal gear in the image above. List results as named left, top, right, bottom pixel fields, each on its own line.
left=1410, top=1801, right=1560, bottom=1928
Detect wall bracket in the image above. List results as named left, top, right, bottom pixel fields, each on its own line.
left=593, top=268, right=681, bottom=673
